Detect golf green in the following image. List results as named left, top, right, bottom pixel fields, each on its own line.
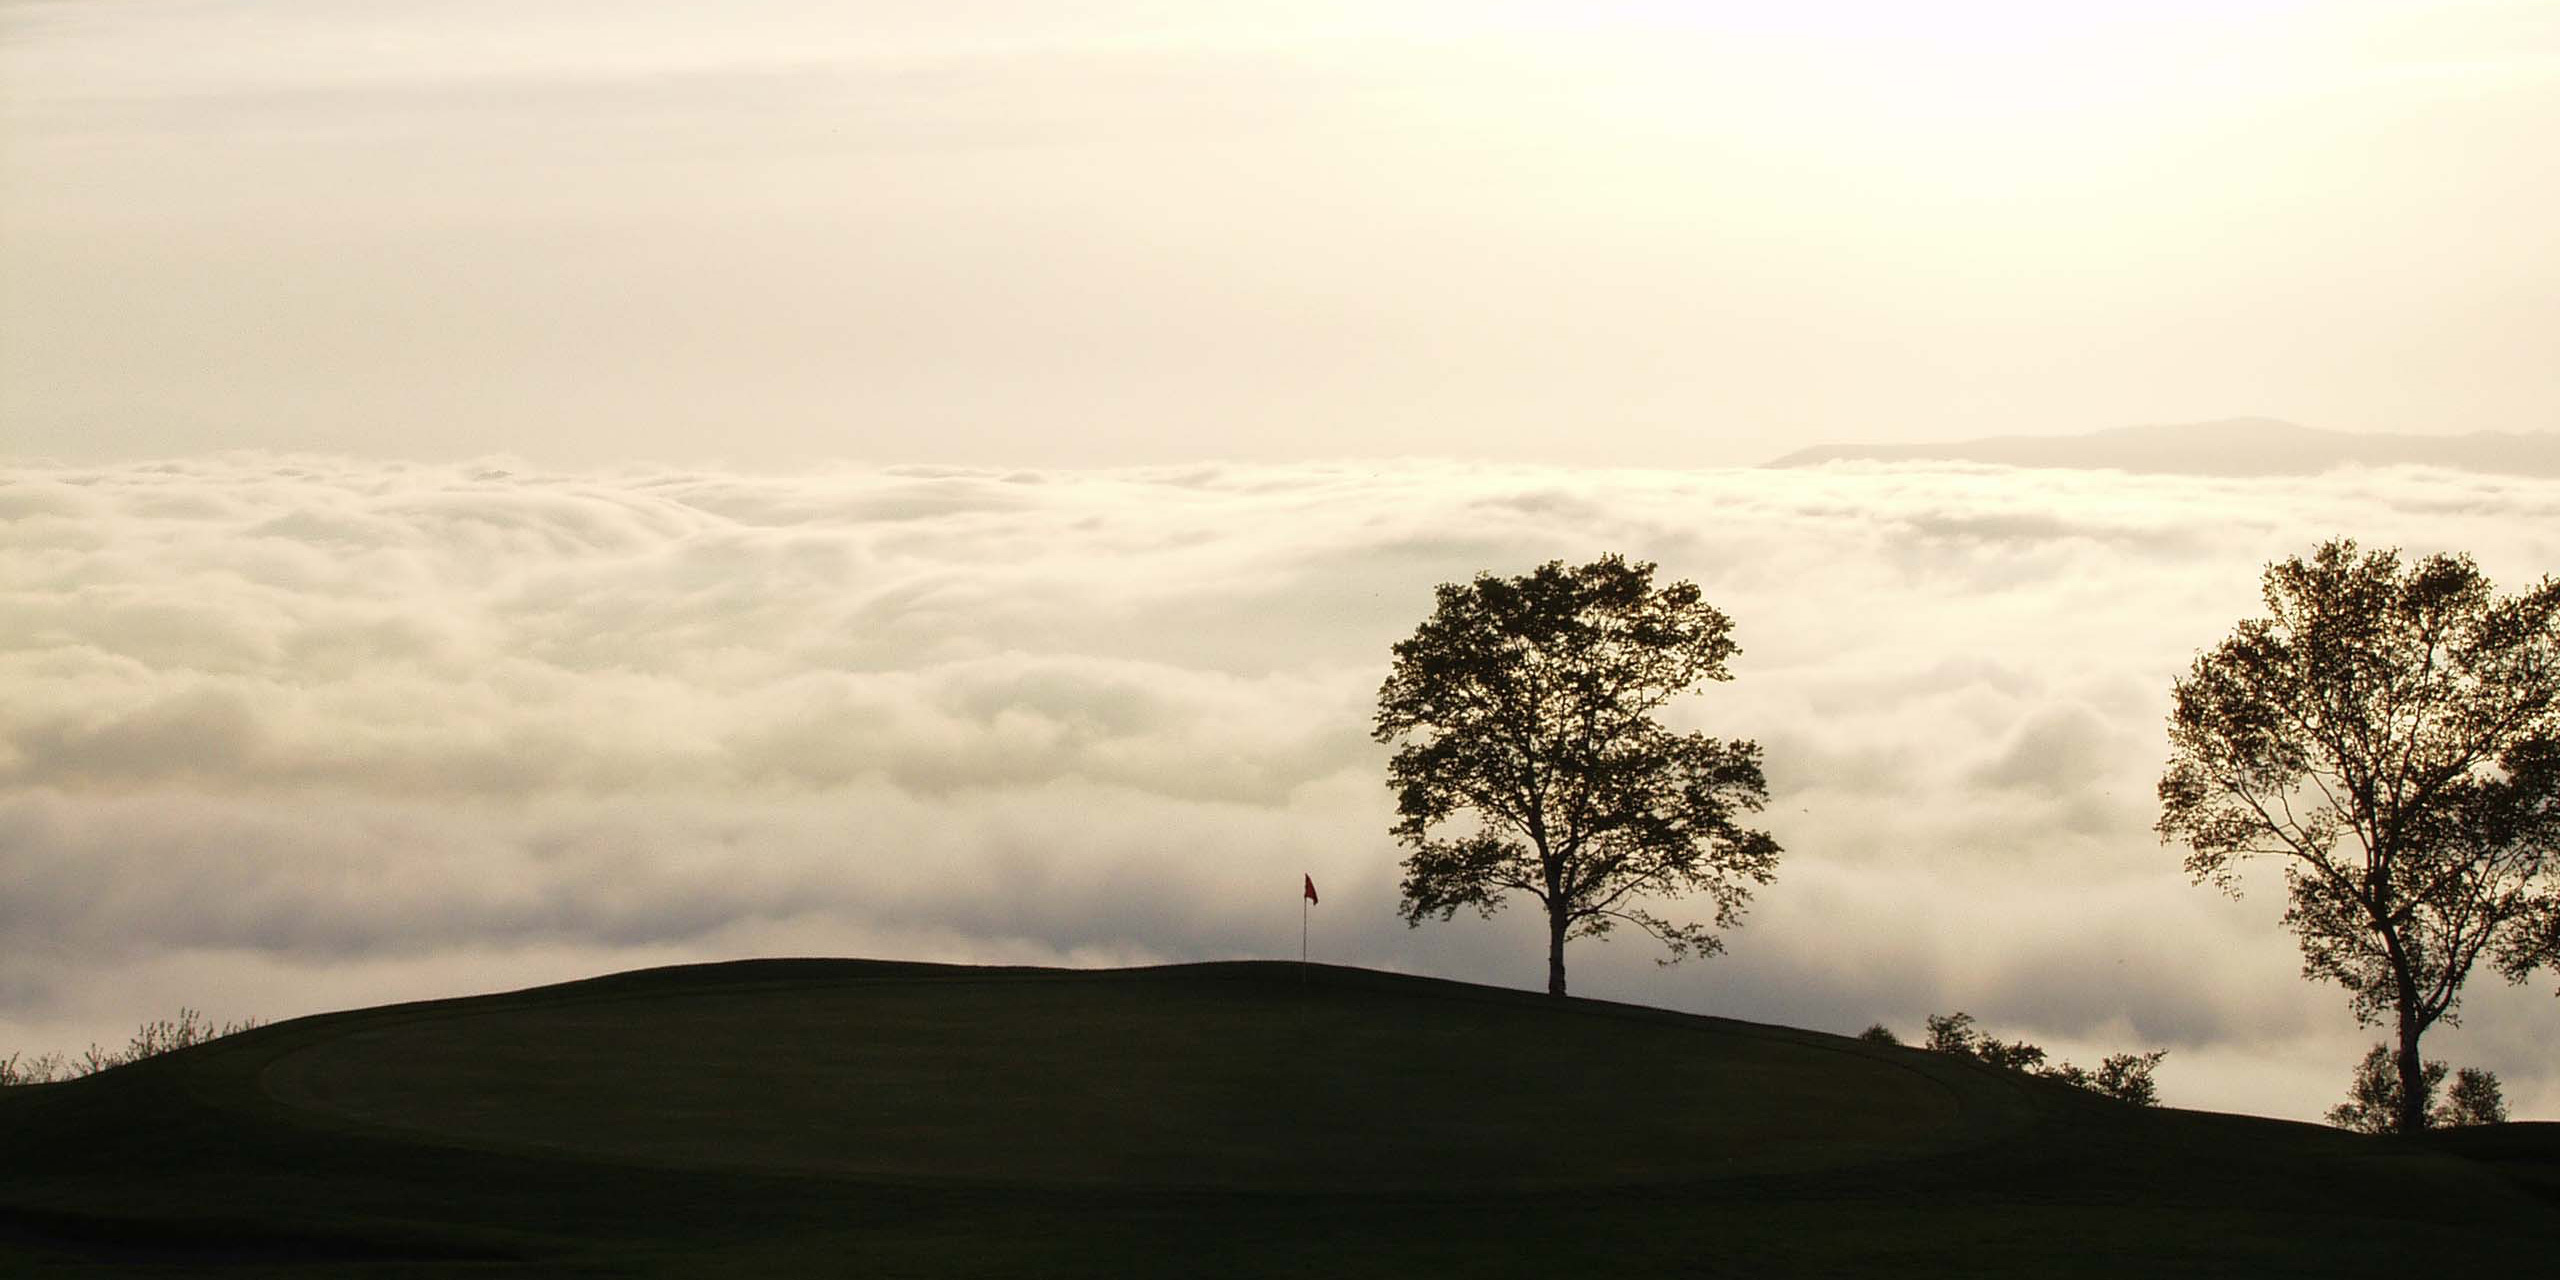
left=257, top=965, right=2004, bottom=1191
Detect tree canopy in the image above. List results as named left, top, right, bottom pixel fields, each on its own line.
left=2159, top=538, right=2560, bottom=1133
left=1374, top=555, right=1780, bottom=996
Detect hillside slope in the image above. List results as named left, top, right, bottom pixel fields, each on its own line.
left=3, top=959, right=2553, bottom=1277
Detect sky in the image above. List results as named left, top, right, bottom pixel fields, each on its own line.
left=4, top=3, right=2559, bottom=1123
left=5, top=0, right=2558, bottom=466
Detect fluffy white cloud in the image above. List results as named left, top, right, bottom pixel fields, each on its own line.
left=3, top=454, right=2556, bottom=1120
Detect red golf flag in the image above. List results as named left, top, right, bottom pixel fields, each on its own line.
left=1303, top=874, right=1319, bottom=905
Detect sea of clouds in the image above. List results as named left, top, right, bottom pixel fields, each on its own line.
left=4, top=454, right=2556, bottom=1120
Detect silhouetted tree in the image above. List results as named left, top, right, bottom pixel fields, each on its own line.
left=2160, top=539, right=2560, bottom=1134
left=1375, top=555, right=1780, bottom=996
left=2325, top=1043, right=2506, bottom=1132
left=1855, top=1022, right=1900, bottom=1046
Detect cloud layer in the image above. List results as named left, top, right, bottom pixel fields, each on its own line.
left=5, top=455, right=2557, bottom=1119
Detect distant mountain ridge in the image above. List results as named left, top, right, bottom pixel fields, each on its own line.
left=1765, top=418, right=2560, bottom=478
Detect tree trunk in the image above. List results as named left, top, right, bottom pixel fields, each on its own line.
left=1546, top=908, right=1568, bottom=997
left=2394, top=1006, right=2428, bottom=1135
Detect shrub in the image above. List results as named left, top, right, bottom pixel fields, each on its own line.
left=1922, top=1011, right=1979, bottom=1054
left=1, top=1008, right=260, bottom=1086
left=0, top=1050, right=68, bottom=1087
left=1972, top=1035, right=2049, bottom=1073
left=2326, top=1044, right=2506, bottom=1132
left=2085, top=1051, right=2169, bottom=1107
left=2439, top=1067, right=2509, bottom=1127
left=1913, top=1010, right=2167, bottom=1106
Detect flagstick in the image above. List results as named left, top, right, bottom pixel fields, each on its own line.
left=1300, top=893, right=1308, bottom=981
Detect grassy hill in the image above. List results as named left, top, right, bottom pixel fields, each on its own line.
left=2, top=959, right=2553, bottom=1276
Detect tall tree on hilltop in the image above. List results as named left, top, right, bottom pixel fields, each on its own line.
left=1374, top=555, right=1780, bottom=997
left=2159, top=539, right=2560, bottom=1134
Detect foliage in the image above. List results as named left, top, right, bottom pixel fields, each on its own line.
left=1922, top=1011, right=1979, bottom=1054
left=1854, top=1022, right=1900, bottom=1046
left=2159, top=538, right=2560, bottom=1133
left=1375, top=555, right=1781, bottom=996
left=1, top=1008, right=260, bottom=1086
left=2325, top=1043, right=2506, bottom=1133
left=2439, top=1066, right=2509, bottom=1127
left=2043, top=1052, right=2172, bottom=1108
left=0, top=1050, right=67, bottom=1087
left=1971, top=1035, right=2049, bottom=1074
left=1913, top=1011, right=2167, bottom=1106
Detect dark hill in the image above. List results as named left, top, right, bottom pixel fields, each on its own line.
left=3, top=958, right=2554, bottom=1276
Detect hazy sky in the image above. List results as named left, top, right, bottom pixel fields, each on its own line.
left=6, top=0, right=2557, bottom=465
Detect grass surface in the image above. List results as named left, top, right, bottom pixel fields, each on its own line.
left=2, top=958, right=2554, bottom=1276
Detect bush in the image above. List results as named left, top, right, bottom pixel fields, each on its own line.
left=2088, top=1051, right=2169, bottom=1108
left=0, top=1050, right=68, bottom=1087
left=2326, top=1044, right=2506, bottom=1133
left=1972, top=1035, right=2049, bottom=1073
left=1922, top=1011, right=1978, bottom=1055
left=2440, top=1067, right=2509, bottom=1127
left=1855, top=1022, right=1900, bottom=1046
left=1, top=1008, right=260, bottom=1086
left=1909, top=1010, right=2167, bottom=1106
